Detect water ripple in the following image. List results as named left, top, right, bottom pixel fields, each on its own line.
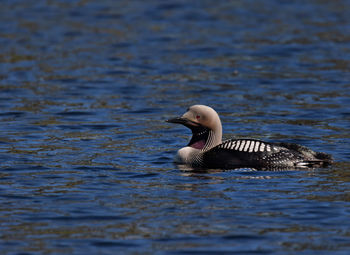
left=0, top=0, right=349, bottom=254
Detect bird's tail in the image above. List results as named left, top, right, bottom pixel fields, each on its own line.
left=278, top=142, right=333, bottom=168
left=296, top=151, right=333, bottom=168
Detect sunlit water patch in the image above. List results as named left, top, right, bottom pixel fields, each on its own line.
left=1, top=0, right=350, bottom=254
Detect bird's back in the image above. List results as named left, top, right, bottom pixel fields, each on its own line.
left=202, top=139, right=333, bottom=170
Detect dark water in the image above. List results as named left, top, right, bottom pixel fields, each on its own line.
left=1, top=0, right=350, bottom=254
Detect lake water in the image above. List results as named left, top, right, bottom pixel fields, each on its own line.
left=1, top=0, right=350, bottom=254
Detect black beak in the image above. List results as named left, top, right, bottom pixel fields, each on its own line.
left=166, top=117, right=189, bottom=125
left=166, top=117, right=201, bottom=129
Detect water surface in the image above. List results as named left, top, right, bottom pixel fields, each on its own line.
left=1, top=0, right=350, bottom=254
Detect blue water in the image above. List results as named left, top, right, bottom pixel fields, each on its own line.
left=1, top=0, right=350, bottom=254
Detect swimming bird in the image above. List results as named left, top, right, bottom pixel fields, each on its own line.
left=167, top=105, right=333, bottom=170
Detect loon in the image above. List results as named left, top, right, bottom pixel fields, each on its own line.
left=167, top=105, right=333, bottom=170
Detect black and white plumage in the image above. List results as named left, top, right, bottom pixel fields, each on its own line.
left=167, top=105, right=333, bottom=170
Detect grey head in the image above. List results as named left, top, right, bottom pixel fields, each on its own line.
left=167, top=105, right=223, bottom=151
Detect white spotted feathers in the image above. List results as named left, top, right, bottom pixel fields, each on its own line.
left=218, top=139, right=278, bottom=153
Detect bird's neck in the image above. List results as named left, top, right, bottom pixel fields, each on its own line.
left=188, top=126, right=222, bottom=152
left=176, top=127, right=222, bottom=166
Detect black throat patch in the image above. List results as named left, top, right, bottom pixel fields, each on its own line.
left=188, top=126, right=210, bottom=150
